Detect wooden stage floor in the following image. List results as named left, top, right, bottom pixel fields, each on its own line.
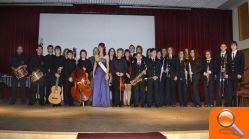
left=0, top=101, right=211, bottom=133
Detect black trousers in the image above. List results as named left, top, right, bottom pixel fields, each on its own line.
left=147, top=79, right=160, bottom=106
left=226, top=79, right=238, bottom=107
left=45, top=73, right=54, bottom=103
left=204, top=77, right=215, bottom=105
left=178, top=79, right=187, bottom=106
left=189, top=75, right=201, bottom=106
left=10, top=77, right=27, bottom=103
left=63, top=79, right=73, bottom=105
left=132, top=81, right=145, bottom=106
left=216, top=78, right=227, bottom=106
left=30, top=76, right=45, bottom=104
left=112, top=77, right=123, bottom=106
left=165, top=77, right=176, bottom=105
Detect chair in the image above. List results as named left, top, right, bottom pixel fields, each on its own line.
left=238, top=68, right=249, bottom=106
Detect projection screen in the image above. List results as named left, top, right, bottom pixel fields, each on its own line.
left=39, top=13, right=155, bottom=56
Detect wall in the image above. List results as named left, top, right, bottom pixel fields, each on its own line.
left=232, top=0, right=249, bottom=50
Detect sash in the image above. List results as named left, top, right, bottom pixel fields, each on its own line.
left=98, top=61, right=108, bottom=74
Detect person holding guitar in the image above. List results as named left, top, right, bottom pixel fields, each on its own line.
left=9, top=45, right=29, bottom=105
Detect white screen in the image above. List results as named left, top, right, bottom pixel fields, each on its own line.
left=39, top=13, right=155, bottom=56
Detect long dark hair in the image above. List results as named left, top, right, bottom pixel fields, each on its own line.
left=108, top=48, right=116, bottom=58
left=124, top=49, right=131, bottom=61
left=98, top=42, right=106, bottom=56
left=80, top=49, right=87, bottom=59
left=190, top=49, right=201, bottom=66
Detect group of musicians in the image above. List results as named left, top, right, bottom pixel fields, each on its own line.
left=8, top=41, right=244, bottom=107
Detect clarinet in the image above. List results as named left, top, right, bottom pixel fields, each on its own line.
left=206, top=65, right=210, bottom=87
left=166, top=63, right=169, bottom=78
left=188, top=61, right=193, bottom=83
left=184, top=61, right=188, bottom=86
left=160, top=58, right=165, bottom=81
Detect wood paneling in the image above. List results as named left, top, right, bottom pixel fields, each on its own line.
left=238, top=2, right=249, bottom=41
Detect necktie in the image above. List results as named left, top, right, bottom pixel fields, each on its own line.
left=232, top=53, right=235, bottom=60
left=221, top=54, right=224, bottom=58
left=207, top=60, right=210, bottom=71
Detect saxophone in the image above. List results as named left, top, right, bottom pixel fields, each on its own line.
left=130, top=61, right=147, bottom=86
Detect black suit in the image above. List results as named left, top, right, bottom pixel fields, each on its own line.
left=44, top=54, right=55, bottom=104
left=63, top=59, right=76, bottom=105
left=9, top=53, right=29, bottom=104
left=146, top=58, right=161, bottom=107
left=164, top=56, right=177, bottom=106
left=203, top=59, right=217, bottom=106
left=110, top=58, right=128, bottom=106
left=187, top=59, right=202, bottom=106
left=176, top=59, right=188, bottom=106
left=215, top=52, right=229, bottom=106
left=226, top=50, right=244, bottom=106
left=130, top=60, right=146, bottom=106
left=29, top=55, right=46, bottom=105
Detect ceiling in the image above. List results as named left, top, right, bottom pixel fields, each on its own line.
left=0, top=0, right=240, bottom=9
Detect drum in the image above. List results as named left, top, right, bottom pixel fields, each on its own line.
left=31, top=70, right=44, bottom=82
left=14, top=66, right=28, bottom=79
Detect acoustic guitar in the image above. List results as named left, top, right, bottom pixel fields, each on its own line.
left=48, top=70, right=62, bottom=104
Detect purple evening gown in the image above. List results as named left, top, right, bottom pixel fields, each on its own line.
left=92, top=58, right=111, bottom=107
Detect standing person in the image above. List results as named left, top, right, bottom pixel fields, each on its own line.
left=63, top=50, right=76, bottom=106
left=63, top=48, right=69, bottom=60
left=159, top=48, right=167, bottom=106
left=203, top=50, right=217, bottom=107
left=129, top=44, right=136, bottom=58
left=44, top=45, right=55, bottom=104
left=88, top=47, right=99, bottom=98
left=226, top=41, right=244, bottom=106
left=9, top=46, right=29, bottom=105
left=176, top=50, right=188, bottom=107
left=136, top=45, right=146, bottom=60
left=161, top=48, right=167, bottom=59
left=146, top=49, right=161, bottom=107
left=184, top=48, right=190, bottom=61
left=111, top=48, right=128, bottom=107
left=164, top=47, right=177, bottom=106
left=156, top=50, right=162, bottom=61
left=78, top=49, right=93, bottom=78
left=77, top=49, right=93, bottom=105
left=188, top=49, right=203, bottom=107
left=123, top=49, right=132, bottom=106
left=52, top=46, right=65, bottom=105
left=108, top=48, right=116, bottom=101
left=29, top=45, right=46, bottom=105
left=216, top=43, right=229, bottom=106
left=92, top=43, right=110, bottom=107
left=89, top=47, right=99, bottom=67
left=130, top=53, right=147, bottom=107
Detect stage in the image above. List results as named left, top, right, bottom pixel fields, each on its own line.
left=0, top=101, right=210, bottom=138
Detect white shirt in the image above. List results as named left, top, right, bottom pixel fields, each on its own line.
left=232, top=50, right=237, bottom=59
left=220, top=51, right=226, bottom=57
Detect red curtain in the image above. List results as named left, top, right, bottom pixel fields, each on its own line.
left=0, top=5, right=232, bottom=73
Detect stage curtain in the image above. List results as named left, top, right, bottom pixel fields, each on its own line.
left=0, top=5, right=232, bottom=73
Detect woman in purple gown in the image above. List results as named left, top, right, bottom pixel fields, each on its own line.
left=92, top=43, right=110, bottom=107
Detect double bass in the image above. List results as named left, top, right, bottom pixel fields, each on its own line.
left=70, top=67, right=92, bottom=103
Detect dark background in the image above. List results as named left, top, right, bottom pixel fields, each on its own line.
left=0, top=5, right=232, bottom=73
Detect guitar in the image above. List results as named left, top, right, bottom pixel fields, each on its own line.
left=48, top=69, right=62, bottom=104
